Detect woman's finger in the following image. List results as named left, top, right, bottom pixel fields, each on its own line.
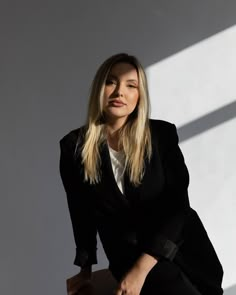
left=114, top=287, right=124, bottom=295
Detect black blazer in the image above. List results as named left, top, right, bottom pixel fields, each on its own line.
left=59, top=119, right=223, bottom=294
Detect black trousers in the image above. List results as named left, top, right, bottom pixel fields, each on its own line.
left=110, top=260, right=202, bottom=295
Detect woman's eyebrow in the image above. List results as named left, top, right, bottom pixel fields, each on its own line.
left=107, top=75, right=138, bottom=84
left=107, top=74, right=117, bottom=79
left=127, top=79, right=138, bottom=83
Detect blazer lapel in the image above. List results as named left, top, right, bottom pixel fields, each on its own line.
left=99, top=141, right=144, bottom=205
left=123, top=169, right=140, bottom=203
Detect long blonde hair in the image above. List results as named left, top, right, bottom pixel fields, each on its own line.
left=79, top=53, right=152, bottom=186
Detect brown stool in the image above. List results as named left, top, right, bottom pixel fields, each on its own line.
left=67, top=269, right=118, bottom=295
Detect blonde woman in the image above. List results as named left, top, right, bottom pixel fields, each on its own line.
left=59, top=53, right=223, bottom=295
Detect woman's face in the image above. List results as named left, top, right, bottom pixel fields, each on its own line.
left=102, top=62, right=139, bottom=126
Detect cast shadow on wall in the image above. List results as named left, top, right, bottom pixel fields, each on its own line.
left=177, top=100, right=236, bottom=143
left=224, top=284, right=236, bottom=295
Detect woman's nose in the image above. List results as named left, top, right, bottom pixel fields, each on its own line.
left=115, top=85, right=124, bottom=97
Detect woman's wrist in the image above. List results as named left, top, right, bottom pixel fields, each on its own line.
left=133, top=253, right=158, bottom=276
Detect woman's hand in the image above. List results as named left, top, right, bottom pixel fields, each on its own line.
left=66, top=266, right=93, bottom=295
left=115, top=253, right=158, bottom=295
left=115, top=265, right=147, bottom=295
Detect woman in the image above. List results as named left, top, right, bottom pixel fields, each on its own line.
left=59, top=53, right=223, bottom=295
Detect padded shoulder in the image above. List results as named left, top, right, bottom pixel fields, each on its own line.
left=148, top=118, right=179, bottom=158
left=149, top=118, right=175, bottom=130
left=59, top=125, right=87, bottom=158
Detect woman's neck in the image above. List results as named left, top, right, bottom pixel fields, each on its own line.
left=106, top=130, right=120, bottom=151
left=105, top=118, right=126, bottom=151
left=106, top=125, right=122, bottom=151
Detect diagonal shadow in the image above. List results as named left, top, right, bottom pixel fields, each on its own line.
left=224, top=284, right=236, bottom=295
left=177, top=100, right=236, bottom=143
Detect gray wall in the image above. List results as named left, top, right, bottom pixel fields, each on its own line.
left=1, top=1, right=235, bottom=294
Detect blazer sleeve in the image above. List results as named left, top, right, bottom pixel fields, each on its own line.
left=59, top=134, right=97, bottom=268
left=139, top=123, right=190, bottom=261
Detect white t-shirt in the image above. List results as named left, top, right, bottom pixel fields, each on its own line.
left=108, top=145, right=126, bottom=195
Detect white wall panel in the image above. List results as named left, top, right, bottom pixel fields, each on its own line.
left=147, top=25, right=236, bottom=288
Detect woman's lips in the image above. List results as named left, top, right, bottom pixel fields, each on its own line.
left=109, top=100, right=126, bottom=107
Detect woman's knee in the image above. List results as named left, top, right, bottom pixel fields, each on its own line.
left=141, top=260, right=201, bottom=295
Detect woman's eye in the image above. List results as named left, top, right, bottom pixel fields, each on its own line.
left=106, top=80, right=116, bottom=85
left=127, top=84, right=137, bottom=88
